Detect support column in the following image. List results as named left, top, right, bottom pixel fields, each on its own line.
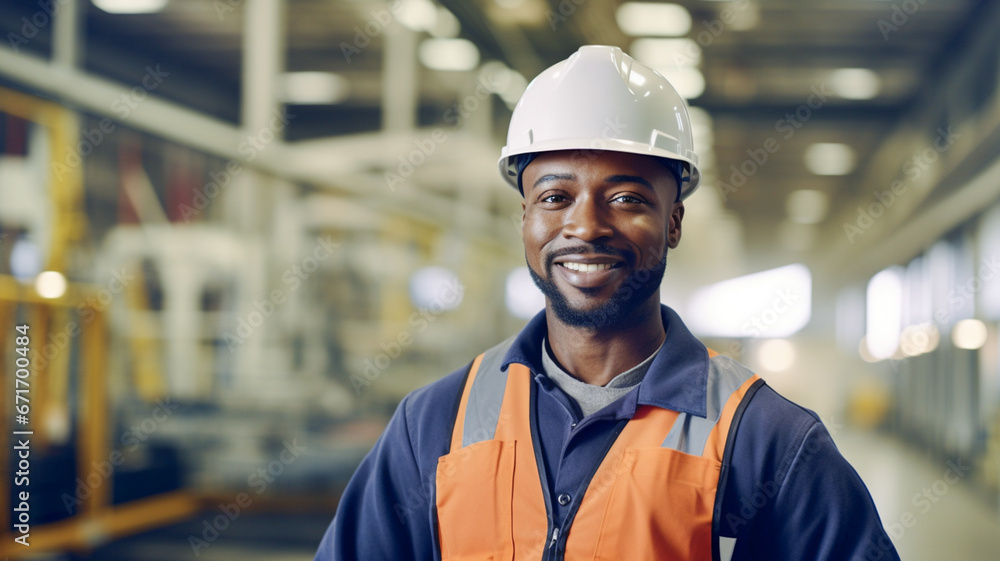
left=241, top=0, right=286, bottom=133
left=52, top=0, right=81, bottom=69
left=382, top=23, right=418, bottom=133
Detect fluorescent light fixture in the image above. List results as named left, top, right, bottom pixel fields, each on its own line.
left=757, top=339, right=796, bottom=372
left=866, top=267, right=903, bottom=359
left=409, top=267, right=462, bottom=311
left=631, top=38, right=702, bottom=69
left=785, top=189, right=829, bottom=224
left=281, top=72, right=350, bottom=104
left=804, top=143, right=856, bottom=176
left=687, top=264, right=812, bottom=338
left=952, top=319, right=988, bottom=350
left=92, top=0, right=168, bottom=14
left=431, top=6, right=461, bottom=38
left=35, top=270, right=68, bottom=299
left=506, top=267, right=546, bottom=319
left=419, top=38, right=480, bottom=71
left=397, top=0, right=438, bottom=32
left=831, top=68, right=881, bottom=100
left=657, top=67, right=705, bottom=99
left=616, top=3, right=691, bottom=36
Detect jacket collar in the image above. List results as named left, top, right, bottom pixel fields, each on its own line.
left=501, top=304, right=710, bottom=418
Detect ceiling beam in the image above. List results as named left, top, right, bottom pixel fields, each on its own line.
left=0, top=46, right=518, bottom=252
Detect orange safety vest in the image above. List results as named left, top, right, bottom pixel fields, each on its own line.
left=436, top=337, right=762, bottom=561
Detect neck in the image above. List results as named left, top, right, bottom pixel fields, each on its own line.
left=545, top=298, right=665, bottom=386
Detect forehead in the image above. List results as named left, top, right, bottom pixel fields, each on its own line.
left=523, top=150, right=677, bottom=196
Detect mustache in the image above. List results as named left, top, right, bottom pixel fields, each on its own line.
left=544, top=244, right=637, bottom=270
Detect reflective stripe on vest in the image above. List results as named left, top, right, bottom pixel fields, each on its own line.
left=436, top=338, right=762, bottom=561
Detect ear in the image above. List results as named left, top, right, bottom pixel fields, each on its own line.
left=667, top=202, right=684, bottom=248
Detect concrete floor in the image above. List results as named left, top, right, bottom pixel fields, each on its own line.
left=835, top=428, right=1000, bottom=560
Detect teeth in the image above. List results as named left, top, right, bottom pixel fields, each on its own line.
left=562, top=262, right=614, bottom=272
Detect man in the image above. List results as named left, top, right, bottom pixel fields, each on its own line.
left=316, top=45, right=899, bottom=561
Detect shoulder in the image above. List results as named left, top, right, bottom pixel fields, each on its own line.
left=720, top=381, right=837, bottom=532
left=730, top=382, right=827, bottom=481
left=739, top=382, right=824, bottom=443
left=723, top=382, right=899, bottom=559
left=709, top=353, right=824, bottom=457
left=393, top=361, right=472, bottom=460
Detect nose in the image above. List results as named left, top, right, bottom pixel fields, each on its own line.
left=562, top=196, right=614, bottom=242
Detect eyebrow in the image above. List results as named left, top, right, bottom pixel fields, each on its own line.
left=531, top=173, right=655, bottom=191
left=604, top=175, right=655, bottom=191
left=531, top=173, right=574, bottom=190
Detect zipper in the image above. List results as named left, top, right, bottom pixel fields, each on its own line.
left=548, top=419, right=630, bottom=560
left=529, top=377, right=557, bottom=561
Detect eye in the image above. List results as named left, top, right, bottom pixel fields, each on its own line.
left=611, top=194, right=646, bottom=205
left=540, top=193, right=568, bottom=204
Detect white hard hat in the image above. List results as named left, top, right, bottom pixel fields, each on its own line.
left=499, top=45, right=701, bottom=200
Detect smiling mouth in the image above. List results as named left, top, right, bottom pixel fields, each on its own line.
left=558, top=262, right=622, bottom=272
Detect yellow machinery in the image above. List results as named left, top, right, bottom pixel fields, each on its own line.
left=0, top=86, right=199, bottom=558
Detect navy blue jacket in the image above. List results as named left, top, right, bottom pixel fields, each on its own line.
left=315, top=305, right=900, bottom=560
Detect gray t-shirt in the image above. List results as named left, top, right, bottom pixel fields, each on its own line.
left=541, top=337, right=663, bottom=417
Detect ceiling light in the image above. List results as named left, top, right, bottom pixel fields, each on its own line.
left=804, top=143, right=856, bottom=176
left=431, top=7, right=461, bottom=38
left=281, top=72, right=350, bottom=104
left=397, top=0, right=438, bottom=32
left=785, top=189, right=829, bottom=224
left=419, top=38, right=480, bottom=71
left=409, top=267, right=462, bottom=311
left=952, top=319, right=988, bottom=350
left=687, top=264, right=812, bottom=338
left=92, top=0, right=169, bottom=14
left=631, top=38, right=702, bottom=69
left=899, top=322, right=940, bottom=356
left=35, top=271, right=68, bottom=299
left=757, top=339, right=796, bottom=372
left=830, top=68, right=881, bottom=100
left=616, top=3, right=692, bottom=37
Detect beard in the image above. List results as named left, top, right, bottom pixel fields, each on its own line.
left=527, top=243, right=667, bottom=330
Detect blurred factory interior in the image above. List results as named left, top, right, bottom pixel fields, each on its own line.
left=2, top=0, right=1000, bottom=558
